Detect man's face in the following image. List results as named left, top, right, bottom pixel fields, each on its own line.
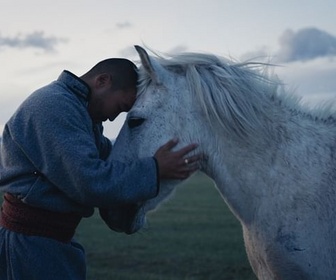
left=105, top=87, right=137, bottom=122
left=89, top=84, right=136, bottom=123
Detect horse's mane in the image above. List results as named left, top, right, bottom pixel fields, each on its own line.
left=160, top=53, right=283, bottom=138
left=138, top=51, right=335, bottom=139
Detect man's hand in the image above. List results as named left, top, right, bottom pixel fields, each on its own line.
left=154, top=138, right=202, bottom=180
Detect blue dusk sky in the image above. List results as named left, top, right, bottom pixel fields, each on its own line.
left=1, top=0, right=336, bottom=138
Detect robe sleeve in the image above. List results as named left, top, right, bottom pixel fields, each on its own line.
left=8, top=90, right=159, bottom=209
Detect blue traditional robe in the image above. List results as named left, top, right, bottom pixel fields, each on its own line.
left=0, top=71, right=158, bottom=279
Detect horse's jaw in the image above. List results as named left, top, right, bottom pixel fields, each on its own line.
left=128, top=207, right=147, bottom=234
left=128, top=179, right=183, bottom=232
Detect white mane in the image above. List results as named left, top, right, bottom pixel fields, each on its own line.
left=137, top=52, right=336, bottom=139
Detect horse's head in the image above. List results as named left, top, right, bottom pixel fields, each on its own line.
left=111, top=45, right=278, bottom=233
left=111, top=46, right=206, bottom=232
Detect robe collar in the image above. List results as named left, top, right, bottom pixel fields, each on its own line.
left=57, top=70, right=91, bottom=103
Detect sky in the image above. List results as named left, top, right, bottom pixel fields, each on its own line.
left=1, top=0, right=336, bottom=139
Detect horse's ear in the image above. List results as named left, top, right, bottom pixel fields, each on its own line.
left=134, top=45, right=164, bottom=85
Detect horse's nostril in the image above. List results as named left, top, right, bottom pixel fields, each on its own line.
left=128, top=117, right=145, bottom=128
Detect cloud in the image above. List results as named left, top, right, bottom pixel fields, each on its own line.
left=240, top=27, right=336, bottom=63
left=0, top=31, right=67, bottom=52
left=116, top=21, right=132, bottom=29
left=276, top=27, right=336, bottom=63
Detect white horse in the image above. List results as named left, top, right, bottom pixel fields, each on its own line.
left=111, top=45, right=336, bottom=279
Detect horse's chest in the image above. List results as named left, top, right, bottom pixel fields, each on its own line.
left=242, top=227, right=313, bottom=280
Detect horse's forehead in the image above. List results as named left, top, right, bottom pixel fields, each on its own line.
left=138, top=75, right=184, bottom=99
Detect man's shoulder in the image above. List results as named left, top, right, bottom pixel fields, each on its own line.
left=8, top=82, right=90, bottom=137
left=22, top=81, right=84, bottom=116
left=31, top=81, right=77, bottom=103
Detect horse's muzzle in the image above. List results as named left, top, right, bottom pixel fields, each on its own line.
left=99, top=203, right=145, bottom=234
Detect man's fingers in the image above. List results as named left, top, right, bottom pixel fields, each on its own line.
left=160, top=138, right=179, bottom=151
left=176, top=166, right=199, bottom=179
left=183, top=154, right=202, bottom=165
left=175, top=143, right=198, bottom=157
left=186, top=163, right=200, bottom=173
left=155, top=140, right=202, bottom=180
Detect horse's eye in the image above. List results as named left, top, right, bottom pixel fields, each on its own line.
left=128, top=117, right=145, bottom=128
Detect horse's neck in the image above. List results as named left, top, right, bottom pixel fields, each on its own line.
left=202, top=136, right=269, bottom=224
left=201, top=107, right=336, bottom=225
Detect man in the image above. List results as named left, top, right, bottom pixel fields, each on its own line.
left=0, top=58, right=200, bottom=279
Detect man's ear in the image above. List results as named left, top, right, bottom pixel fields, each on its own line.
left=95, top=73, right=111, bottom=88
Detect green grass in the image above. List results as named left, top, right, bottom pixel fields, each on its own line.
left=76, top=173, right=257, bottom=280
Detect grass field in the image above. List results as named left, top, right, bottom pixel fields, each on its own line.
left=76, top=173, right=257, bottom=280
